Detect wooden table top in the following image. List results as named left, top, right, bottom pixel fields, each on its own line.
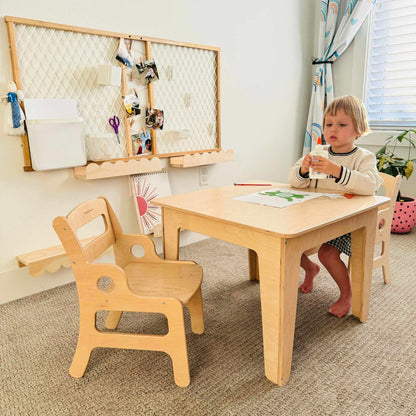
left=154, top=182, right=389, bottom=238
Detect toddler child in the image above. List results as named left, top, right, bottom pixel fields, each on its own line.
left=288, top=95, right=382, bottom=318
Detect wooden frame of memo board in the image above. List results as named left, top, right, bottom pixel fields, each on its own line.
left=5, top=16, right=233, bottom=179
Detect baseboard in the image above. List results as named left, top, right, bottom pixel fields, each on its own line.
left=0, top=231, right=208, bottom=305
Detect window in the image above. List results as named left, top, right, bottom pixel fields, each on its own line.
left=364, top=0, right=416, bottom=129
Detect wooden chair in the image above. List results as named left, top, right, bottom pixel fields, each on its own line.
left=53, top=196, right=204, bottom=387
left=373, top=172, right=401, bottom=283
left=248, top=173, right=401, bottom=284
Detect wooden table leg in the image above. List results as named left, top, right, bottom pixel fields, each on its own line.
left=257, top=238, right=301, bottom=385
left=350, top=209, right=377, bottom=322
left=162, top=208, right=181, bottom=260
left=248, top=249, right=259, bottom=281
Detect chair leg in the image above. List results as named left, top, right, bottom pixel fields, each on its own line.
left=69, top=339, right=93, bottom=378
left=166, top=305, right=190, bottom=388
left=382, top=262, right=391, bottom=284
left=185, top=288, right=204, bottom=334
left=105, top=311, right=123, bottom=329
left=381, top=241, right=391, bottom=284
left=170, top=347, right=190, bottom=388
left=69, top=311, right=96, bottom=378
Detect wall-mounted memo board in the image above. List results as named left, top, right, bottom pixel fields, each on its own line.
left=5, top=16, right=232, bottom=179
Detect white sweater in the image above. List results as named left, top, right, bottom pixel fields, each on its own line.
left=288, top=146, right=382, bottom=195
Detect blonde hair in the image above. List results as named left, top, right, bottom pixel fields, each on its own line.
left=323, top=95, right=371, bottom=137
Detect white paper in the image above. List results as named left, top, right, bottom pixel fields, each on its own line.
left=234, top=188, right=326, bottom=208
left=24, top=98, right=79, bottom=120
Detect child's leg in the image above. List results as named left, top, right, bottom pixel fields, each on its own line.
left=318, top=244, right=351, bottom=318
left=300, top=253, right=320, bottom=293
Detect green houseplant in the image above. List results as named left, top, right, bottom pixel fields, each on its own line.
left=376, top=129, right=416, bottom=189
left=375, top=129, right=416, bottom=233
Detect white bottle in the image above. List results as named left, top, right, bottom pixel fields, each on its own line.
left=309, top=137, right=328, bottom=179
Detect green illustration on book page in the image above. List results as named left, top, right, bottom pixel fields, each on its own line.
left=258, top=190, right=306, bottom=202
left=233, top=188, right=325, bottom=208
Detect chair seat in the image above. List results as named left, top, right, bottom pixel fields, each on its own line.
left=124, top=262, right=203, bottom=303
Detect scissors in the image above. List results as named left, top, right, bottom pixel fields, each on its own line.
left=108, top=115, right=120, bottom=144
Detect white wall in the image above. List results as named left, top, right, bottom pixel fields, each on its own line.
left=0, top=0, right=316, bottom=303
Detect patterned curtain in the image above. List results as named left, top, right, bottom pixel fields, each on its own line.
left=303, top=0, right=376, bottom=155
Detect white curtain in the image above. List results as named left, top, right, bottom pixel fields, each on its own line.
left=303, top=0, right=376, bottom=155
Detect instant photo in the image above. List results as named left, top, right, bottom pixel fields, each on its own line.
left=123, top=92, right=140, bottom=116
left=136, top=58, right=159, bottom=84
left=115, top=38, right=133, bottom=68
left=145, top=108, right=164, bottom=130
left=132, top=130, right=152, bottom=155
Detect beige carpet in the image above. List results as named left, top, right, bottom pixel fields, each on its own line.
left=1, top=230, right=415, bottom=416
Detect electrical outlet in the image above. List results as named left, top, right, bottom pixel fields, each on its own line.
left=199, top=166, right=208, bottom=186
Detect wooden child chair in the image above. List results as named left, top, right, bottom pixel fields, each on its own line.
left=53, top=196, right=204, bottom=387
left=373, top=172, right=401, bottom=283
left=300, top=173, right=401, bottom=282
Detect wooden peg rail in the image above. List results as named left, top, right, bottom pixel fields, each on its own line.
left=73, top=157, right=162, bottom=180
left=16, top=236, right=99, bottom=277
left=170, top=150, right=234, bottom=168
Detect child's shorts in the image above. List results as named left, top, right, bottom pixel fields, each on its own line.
left=326, top=233, right=351, bottom=256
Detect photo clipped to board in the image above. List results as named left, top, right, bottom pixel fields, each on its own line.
left=123, top=91, right=141, bottom=116
left=145, top=108, right=164, bottom=130
left=132, top=130, right=152, bottom=155
left=135, top=58, right=159, bottom=84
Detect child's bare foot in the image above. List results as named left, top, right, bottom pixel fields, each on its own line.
left=328, top=295, right=352, bottom=318
left=300, top=263, right=320, bottom=293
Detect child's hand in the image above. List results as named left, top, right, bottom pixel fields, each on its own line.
left=311, top=157, right=341, bottom=178
left=300, top=154, right=312, bottom=176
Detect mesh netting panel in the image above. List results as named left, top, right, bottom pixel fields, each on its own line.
left=13, top=23, right=219, bottom=159
left=14, top=24, right=127, bottom=158
left=151, top=43, right=218, bottom=154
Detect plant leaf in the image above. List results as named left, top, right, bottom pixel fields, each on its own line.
left=401, top=135, right=416, bottom=147
left=377, top=157, right=385, bottom=171
left=384, top=166, right=396, bottom=176
left=376, top=145, right=387, bottom=157
left=405, top=161, right=413, bottom=179
left=396, top=131, right=408, bottom=142
left=391, top=161, right=406, bottom=167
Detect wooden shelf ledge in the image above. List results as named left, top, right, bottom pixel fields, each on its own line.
left=169, top=150, right=234, bottom=168
left=73, top=157, right=162, bottom=180
left=16, top=236, right=107, bottom=277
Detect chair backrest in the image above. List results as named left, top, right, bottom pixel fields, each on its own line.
left=378, top=172, right=401, bottom=210
left=53, top=197, right=121, bottom=265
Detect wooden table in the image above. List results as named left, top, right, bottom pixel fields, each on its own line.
left=153, top=183, right=389, bottom=386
